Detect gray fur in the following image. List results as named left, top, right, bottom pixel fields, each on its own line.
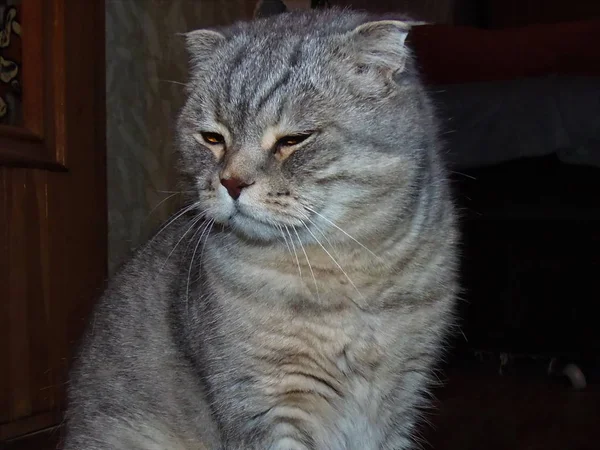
left=65, top=8, right=459, bottom=450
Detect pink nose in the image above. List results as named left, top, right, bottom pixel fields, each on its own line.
left=220, top=177, right=252, bottom=200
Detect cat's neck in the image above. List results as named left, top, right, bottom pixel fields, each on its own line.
left=205, top=220, right=412, bottom=292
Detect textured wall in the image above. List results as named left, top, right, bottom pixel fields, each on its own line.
left=106, top=0, right=256, bottom=273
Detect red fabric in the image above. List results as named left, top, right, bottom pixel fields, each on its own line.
left=408, top=20, right=600, bottom=85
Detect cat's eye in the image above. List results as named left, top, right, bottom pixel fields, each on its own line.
left=200, top=132, right=225, bottom=145
left=275, top=133, right=312, bottom=149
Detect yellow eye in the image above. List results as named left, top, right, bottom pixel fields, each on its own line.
left=276, top=133, right=312, bottom=148
left=201, top=132, right=225, bottom=145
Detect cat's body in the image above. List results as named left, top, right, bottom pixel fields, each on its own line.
left=65, top=8, right=459, bottom=450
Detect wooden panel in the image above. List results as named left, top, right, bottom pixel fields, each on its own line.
left=0, top=168, right=7, bottom=424
left=57, top=0, right=107, bottom=352
left=0, top=128, right=51, bottom=170
left=0, top=0, right=65, bottom=168
left=6, top=169, right=35, bottom=422
left=0, top=0, right=107, bottom=442
left=21, top=0, right=44, bottom=137
left=0, top=169, right=56, bottom=431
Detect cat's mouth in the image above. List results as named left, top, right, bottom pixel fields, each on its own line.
left=230, top=208, right=266, bottom=225
left=210, top=183, right=305, bottom=241
left=227, top=209, right=281, bottom=241
left=225, top=201, right=306, bottom=243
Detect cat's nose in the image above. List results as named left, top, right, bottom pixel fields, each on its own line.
left=220, top=176, right=253, bottom=200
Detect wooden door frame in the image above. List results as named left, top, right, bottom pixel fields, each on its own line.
left=0, top=0, right=65, bottom=168
left=1, top=0, right=106, bottom=447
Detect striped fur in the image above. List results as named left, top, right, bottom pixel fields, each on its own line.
left=64, top=8, right=459, bottom=450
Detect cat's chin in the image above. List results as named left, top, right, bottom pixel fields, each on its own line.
left=227, top=212, right=280, bottom=243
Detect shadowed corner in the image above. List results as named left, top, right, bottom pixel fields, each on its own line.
left=254, top=0, right=288, bottom=18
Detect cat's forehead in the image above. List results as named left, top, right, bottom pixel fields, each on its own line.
left=227, top=8, right=365, bottom=41
left=196, top=37, right=324, bottom=135
left=198, top=8, right=369, bottom=89
left=185, top=9, right=394, bottom=133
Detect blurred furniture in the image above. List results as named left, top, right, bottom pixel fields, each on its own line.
left=407, top=18, right=600, bottom=364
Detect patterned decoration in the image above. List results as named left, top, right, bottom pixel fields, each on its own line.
left=0, top=0, right=22, bottom=126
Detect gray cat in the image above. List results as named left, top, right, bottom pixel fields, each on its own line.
left=64, top=7, right=459, bottom=450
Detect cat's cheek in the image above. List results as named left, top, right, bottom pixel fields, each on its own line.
left=211, top=184, right=236, bottom=224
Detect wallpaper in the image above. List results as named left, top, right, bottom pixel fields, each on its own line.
left=106, top=0, right=256, bottom=273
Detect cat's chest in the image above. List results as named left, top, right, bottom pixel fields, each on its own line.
left=246, top=306, right=393, bottom=423
left=212, top=290, right=406, bottom=449
left=246, top=301, right=387, bottom=372
left=257, top=313, right=386, bottom=450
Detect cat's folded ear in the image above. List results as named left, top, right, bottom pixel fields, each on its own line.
left=184, top=29, right=227, bottom=68
left=344, top=20, right=411, bottom=75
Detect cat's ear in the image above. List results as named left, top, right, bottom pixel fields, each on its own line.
left=344, top=20, right=411, bottom=75
left=254, top=0, right=288, bottom=18
left=184, top=29, right=227, bottom=68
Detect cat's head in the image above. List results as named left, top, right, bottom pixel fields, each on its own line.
left=177, top=9, right=431, bottom=243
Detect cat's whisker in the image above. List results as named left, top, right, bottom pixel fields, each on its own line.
left=270, top=221, right=287, bottom=249
left=199, top=218, right=216, bottom=264
left=277, top=224, right=295, bottom=261
left=450, top=170, right=476, bottom=180
left=160, top=212, right=206, bottom=271
left=284, top=224, right=303, bottom=279
left=294, top=209, right=341, bottom=260
left=183, top=216, right=210, bottom=256
left=152, top=202, right=201, bottom=242
left=186, top=218, right=215, bottom=309
left=301, top=205, right=381, bottom=261
left=157, top=78, right=188, bottom=87
left=154, top=189, right=195, bottom=194
left=146, top=191, right=181, bottom=221
left=184, top=222, right=208, bottom=312
left=300, top=220, right=364, bottom=301
left=293, top=224, right=320, bottom=302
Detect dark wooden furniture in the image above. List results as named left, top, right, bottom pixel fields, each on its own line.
left=0, top=1, right=106, bottom=447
